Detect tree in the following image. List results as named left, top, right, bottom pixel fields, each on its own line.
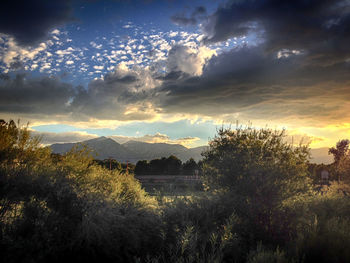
left=165, top=155, right=182, bottom=175
left=182, top=158, right=199, bottom=175
left=0, top=119, right=160, bottom=262
left=135, top=160, right=150, bottom=175
left=329, top=139, right=350, bottom=165
left=94, top=159, right=122, bottom=171
left=150, top=158, right=167, bottom=175
left=0, top=119, right=52, bottom=220
left=329, top=139, right=350, bottom=182
left=201, top=127, right=313, bottom=243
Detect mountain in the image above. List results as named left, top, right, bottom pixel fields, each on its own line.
left=189, top=146, right=209, bottom=160
left=123, top=141, right=207, bottom=162
left=51, top=136, right=137, bottom=162
left=50, top=137, right=207, bottom=163
left=309, top=147, right=333, bottom=164
left=50, top=137, right=333, bottom=165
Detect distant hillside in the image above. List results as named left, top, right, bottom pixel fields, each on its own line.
left=50, top=137, right=207, bottom=163
left=50, top=137, right=332, bottom=165
left=309, top=147, right=333, bottom=164
left=51, top=137, right=136, bottom=162
left=123, top=141, right=207, bottom=162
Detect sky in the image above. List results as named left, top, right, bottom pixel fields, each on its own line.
left=0, top=0, right=350, bottom=148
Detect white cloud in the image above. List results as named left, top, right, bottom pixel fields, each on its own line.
left=167, top=45, right=216, bottom=76
left=93, top=65, right=104, bottom=70
left=90, top=41, right=103, bottom=49
left=39, top=62, right=51, bottom=72
left=109, top=132, right=200, bottom=147
left=169, top=31, right=179, bottom=37
left=51, top=29, right=60, bottom=35
left=56, top=48, right=73, bottom=56
left=1, top=38, right=48, bottom=69
left=31, top=130, right=99, bottom=145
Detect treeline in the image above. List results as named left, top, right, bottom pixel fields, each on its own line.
left=3, top=119, right=350, bottom=263
left=135, top=156, right=201, bottom=175
left=93, top=158, right=136, bottom=174
left=308, top=139, right=350, bottom=184
left=53, top=153, right=136, bottom=174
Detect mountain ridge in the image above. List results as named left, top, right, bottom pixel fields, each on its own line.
left=50, top=137, right=333, bottom=164
left=50, top=137, right=208, bottom=163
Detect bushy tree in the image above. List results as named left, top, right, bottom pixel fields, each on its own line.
left=165, top=155, right=182, bottom=175
left=0, top=120, right=160, bottom=263
left=329, top=139, right=350, bottom=182
left=329, top=139, right=350, bottom=164
left=201, top=127, right=313, bottom=244
left=202, top=127, right=312, bottom=193
left=182, top=158, right=199, bottom=175
left=94, top=159, right=122, bottom=171
left=135, top=160, right=150, bottom=175
left=136, top=156, right=183, bottom=175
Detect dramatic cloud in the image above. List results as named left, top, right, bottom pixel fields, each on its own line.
left=0, top=0, right=73, bottom=46
left=171, top=6, right=207, bottom=26
left=155, top=45, right=350, bottom=125
left=0, top=63, right=159, bottom=123
left=203, top=0, right=350, bottom=64
left=151, top=0, right=350, bottom=126
left=166, top=45, right=216, bottom=76
left=1, top=0, right=349, bottom=142
left=0, top=73, right=74, bottom=115
left=70, top=63, right=161, bottom=121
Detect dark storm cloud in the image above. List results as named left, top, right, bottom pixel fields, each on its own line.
left=103, top=73, right=139, bottom=84
left=154, top=44, right=350, bottom=122
left=9, top=60, right=23, bottom=70
left=0, top=74, right=74, bottom=114
left=153, top=0, right=350, bottom=123
left=155, top=71, right=190, bottom=81
left=171, top=6, right=207, bottom=26
left=0, top=67, right=156, bottom=122
left=0, top=0, right=73, bottom=46
left=69, top=68, right=157, bottom=121
left=203, top=0, right=350, bottom=64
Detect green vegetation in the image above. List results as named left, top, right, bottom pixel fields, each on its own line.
left=135, top=156, right=200, bottom=176
left=2, top=120, right=350, bottom=262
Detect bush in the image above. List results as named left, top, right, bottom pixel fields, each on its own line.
left=201, top=127, right=313, bottom=245
left=0, top=120, right=160, bottom=262
left=247, top=243, right=288, bottom=263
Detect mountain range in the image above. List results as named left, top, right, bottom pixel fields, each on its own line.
left=50, top=136, right=208, bottom=163
left=309, top=147, right=333, bottom=164
left=50, top=136, right=333, bottom=164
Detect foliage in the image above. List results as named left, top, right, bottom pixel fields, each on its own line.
left=202, top=127, right=312, bottom=194
left=182, top=158, right=199, bottom=175
left=246, top=243, right=288, bottom=263
left=135, top=155, right=198, bottom=175
left=291, top=193, right=350, bottom=263
left=329, top=139, right=350, bottom=164
left=93, top=158, right=122, bottom=171
left=3, top=120, right=350, bottom=263
left=328, top=139, right=350, bottom=182
left=0, top=119, right=160, bottom=263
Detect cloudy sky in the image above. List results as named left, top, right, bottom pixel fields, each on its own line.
left=1, top=0, right=350, bottom=148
